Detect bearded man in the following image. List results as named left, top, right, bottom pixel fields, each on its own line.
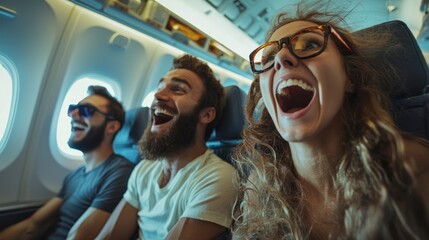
left=0, top=86, right=134, bottom=240
left=100, top=54, right=237, bottom=240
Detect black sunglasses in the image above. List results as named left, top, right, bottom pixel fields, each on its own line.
left=68, top=104, right=115, bottom=120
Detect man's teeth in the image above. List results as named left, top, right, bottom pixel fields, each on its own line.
left=277, top=79, right=313, bottom=94
left=154, top=108, right=174, bottom=116
left=72, top=122, right=86, bottom=129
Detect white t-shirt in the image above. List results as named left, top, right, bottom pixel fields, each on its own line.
left=123, top=149, right=237, bottom=240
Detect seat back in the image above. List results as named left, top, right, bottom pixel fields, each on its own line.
left=355, top=20, right=429, bottom=139
left=113, top=107, right=150, bottom=165
left=207, top=85, right=247, bottom=163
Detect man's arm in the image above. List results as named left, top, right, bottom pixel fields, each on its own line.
left=0, top=197, right=62, bottom=240
left=166, top=218, right=227, bottom=240
left=164, top=159, right=236, bottom=240
left=105, top=200, right=138, bottom=240
left=94, top=199, right=126, bottom=240
left=66, top=206, right=110, bottom=240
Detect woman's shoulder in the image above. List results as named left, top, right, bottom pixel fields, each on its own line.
left=403, top=137, right=429, bottom=176
left=403, top=137, right=429, bottom=213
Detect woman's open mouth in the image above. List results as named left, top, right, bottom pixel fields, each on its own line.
left=276, top=79, right=315, bottom=114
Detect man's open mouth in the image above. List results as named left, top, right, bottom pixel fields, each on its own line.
left=276, top=79, right=315, bottom=113
left=153, top=108, right=175, bottom=125
left=71, top=122, right=86, bottom=132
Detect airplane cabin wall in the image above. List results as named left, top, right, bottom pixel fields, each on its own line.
left=0, top=0, right=251, bottom=209
left=0, top=0, right=75, bottom=207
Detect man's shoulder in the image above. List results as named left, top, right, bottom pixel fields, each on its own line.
left=107, top=154, right=135, bottom=169
left=133, top=159, right=162, bottom=176
left=204, top=150, right=235, bottom=171
left=190, top=150, right=236, bottom=180
left=98, top=154, right=134, bottom=178
left=182, top=151, right=237, bottom=201
left=66, top=165, right=85, bottom=178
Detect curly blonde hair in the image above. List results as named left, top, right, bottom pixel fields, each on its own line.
left=232, top=4, right=429, bottom=240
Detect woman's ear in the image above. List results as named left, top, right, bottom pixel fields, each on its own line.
left=199, top=107, right=216, bottom=124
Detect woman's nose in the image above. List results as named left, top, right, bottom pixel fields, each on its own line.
left=274, top=45, right=299, bottom=71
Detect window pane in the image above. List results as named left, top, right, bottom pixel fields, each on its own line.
left=141, top=91, right=155, bottom=108
left=56, top=77, right=117, bottom=158
left=0, top=61, right=14, bottom=151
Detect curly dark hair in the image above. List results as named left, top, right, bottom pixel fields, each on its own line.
left=171, top=54, right=226, bottom=140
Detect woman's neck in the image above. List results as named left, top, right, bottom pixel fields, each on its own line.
left=292, top=148, right=338, bottom=189
left=288, top=120, right=345, bottom=193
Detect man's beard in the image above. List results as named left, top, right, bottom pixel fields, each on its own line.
left=68, top=120, right=107, bottom=153
left=138, top=105, right=201, bottom=160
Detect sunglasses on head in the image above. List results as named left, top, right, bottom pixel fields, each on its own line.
left=67, top=104, right=116, bottom=120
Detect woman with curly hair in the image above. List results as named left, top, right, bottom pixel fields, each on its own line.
left=232, top=4, right=429, bottom=240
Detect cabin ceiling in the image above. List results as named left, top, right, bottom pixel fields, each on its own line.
left=156, top=0, right=425, bottom=59
left=204, top=0, right=392, bottom=44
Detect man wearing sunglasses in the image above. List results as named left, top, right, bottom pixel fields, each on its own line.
left=0, top=86, right=134, bottom=240
left=98, top=55, right=237, bottom=240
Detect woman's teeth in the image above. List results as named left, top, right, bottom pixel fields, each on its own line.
left=275, top=79, right=315, bottom=113
left=277, top=79, right=313, bottom=94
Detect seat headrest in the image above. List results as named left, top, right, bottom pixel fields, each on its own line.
left=114, top=107, right=150, bottom=146
left=209, top=85, right=247, bottom=141
left=354, top=20, right=429, bottom=98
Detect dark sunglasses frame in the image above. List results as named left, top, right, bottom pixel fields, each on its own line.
left=68, top=104, right=116, bottom=120
left=249, top=25, right=352, bottom=74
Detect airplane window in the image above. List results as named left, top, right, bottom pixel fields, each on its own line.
left=56, top=77, right=119, bottom=158
left=142, top=90, right=155, bottom=107
left=0, top=59, right=16, bottom=152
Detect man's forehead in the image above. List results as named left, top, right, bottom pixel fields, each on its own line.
left=161, top=69, right=203, bottom=87
left=80, top=95, right=109, bottom=109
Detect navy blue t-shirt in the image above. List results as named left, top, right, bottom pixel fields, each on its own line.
left=47, top=154, right=133, bottom=240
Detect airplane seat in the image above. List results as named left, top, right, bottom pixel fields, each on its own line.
left=207, top=85, right=247, bottom=164
left=113, top=107, right=150, bottom=165
left=355, top=20, right=429, bottom=140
